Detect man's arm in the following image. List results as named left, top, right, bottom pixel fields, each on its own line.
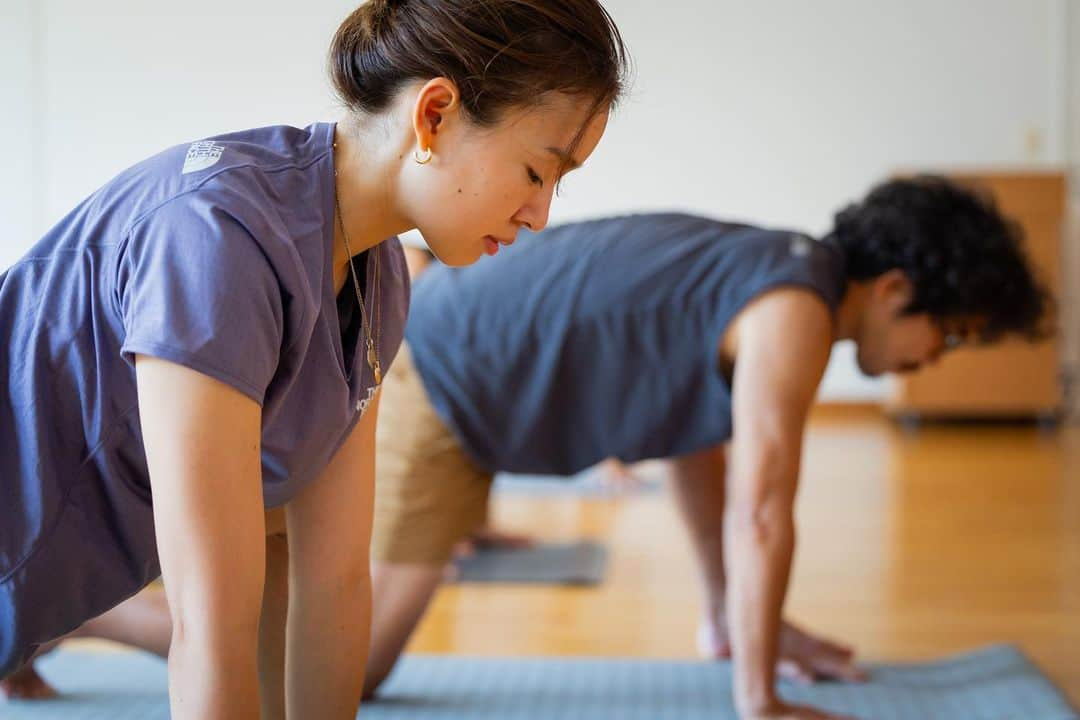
left=722, top=289, right=850, bottom=719
left=671, top=446, right=865, bottom=686
left=283, top=390, right=381, bottom=719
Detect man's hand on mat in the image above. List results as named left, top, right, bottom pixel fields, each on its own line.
left=0, top=663, right=58, bottom=700
left=774, top=621, right=867, bottom=684
left=698, top=617, right=867, bottom=684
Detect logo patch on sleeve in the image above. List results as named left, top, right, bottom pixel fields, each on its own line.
left=182, top=141, right=226, bottom=174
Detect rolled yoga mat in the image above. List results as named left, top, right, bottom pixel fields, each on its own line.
left=7, top=644, right=1076, bottom=719
left=452, top=540, right=608, bottom=585
left=493, top=464, right=665, bottom=498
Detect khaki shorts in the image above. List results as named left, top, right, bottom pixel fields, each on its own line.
left=371, top=343, right=493, bottom=565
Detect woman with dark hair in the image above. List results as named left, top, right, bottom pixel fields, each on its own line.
left=4, top=175, right=1050, bottom=720
left=0, top=1, right=628, bottom=717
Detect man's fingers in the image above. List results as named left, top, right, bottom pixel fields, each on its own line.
left=778, top=653, right=866, bottom=685
left=810, top=636, right=854, bottom=660
left=810, top=655, right=868, bottom=683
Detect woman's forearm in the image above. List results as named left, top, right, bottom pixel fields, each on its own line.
left=168, top=619, right=261, bottom=720
left=286, top=572, right=372, bottom=718
left=135, top=355, right=270, bottom=720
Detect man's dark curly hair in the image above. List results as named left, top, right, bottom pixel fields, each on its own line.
left=826, top=175, right=1052, bottom=341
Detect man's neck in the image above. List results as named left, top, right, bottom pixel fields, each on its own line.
left=834, top=281, right=868, bottom=342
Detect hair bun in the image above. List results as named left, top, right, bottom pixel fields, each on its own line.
left=371, top=0, right=405, bottom=18
left=329, top=0, right=628, bottom=124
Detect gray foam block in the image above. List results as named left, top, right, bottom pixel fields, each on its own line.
left=6, top=644, right=1076, bottom=719
left=453, top=540, right=608, bottom=585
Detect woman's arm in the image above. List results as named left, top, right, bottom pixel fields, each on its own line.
left=136, top=355, right=267, bottom=720
left=284, top=390, right=381, bottom=718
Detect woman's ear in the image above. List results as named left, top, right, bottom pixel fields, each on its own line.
left=410, top=77, right=461, bottom=155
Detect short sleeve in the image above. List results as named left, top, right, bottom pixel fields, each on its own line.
left=117, top=198, right=285, bottom=405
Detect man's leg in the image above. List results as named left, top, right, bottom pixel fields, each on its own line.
left=364, top=461, right=491, bottom=699
left=257, top=512, right=290, bottom=720
left=670, top=444, right=864, bottom=683
left=364, top=563, right=445, bottom=697
left=669, top=443, right=730, bottom=652
left=364, top=342, right=493, bottom=698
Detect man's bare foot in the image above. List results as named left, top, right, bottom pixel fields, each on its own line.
left=595, top=457, right=664, bottom=494
left=1, top=664, right=57, bottom=701
left=452, top=526, right=535, bottom=558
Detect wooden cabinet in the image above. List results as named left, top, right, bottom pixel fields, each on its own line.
left=886, top=171, right=1064, bottom=420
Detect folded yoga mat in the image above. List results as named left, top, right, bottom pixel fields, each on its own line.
left=452, top=540, right=608, bottom=585
left=8, top=645, right=1076, bottom=719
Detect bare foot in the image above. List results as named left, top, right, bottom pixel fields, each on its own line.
left=595, top=457, right=654, bottom=494
left=1, top=663, right=57, bottom=701
left=452, top=526, right=535, bottom=558
left=445, top=526, right=536, bottom=580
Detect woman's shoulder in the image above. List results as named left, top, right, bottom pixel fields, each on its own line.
left=112, top=123, right=334, bottom=232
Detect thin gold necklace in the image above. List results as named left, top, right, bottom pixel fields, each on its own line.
left=332, top=142, right=382, bottom=385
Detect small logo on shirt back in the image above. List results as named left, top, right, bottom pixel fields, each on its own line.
left=182, top=141, right=225, bottom=174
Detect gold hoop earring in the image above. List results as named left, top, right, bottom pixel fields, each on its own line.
left=413, top=147, right=433, bottom=165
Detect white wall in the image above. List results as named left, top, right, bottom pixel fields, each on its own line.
left=1066, top=0, right=1080, bottom=418
left=5, top=0, right=1069, bottom=400
left=1, top=0, right=37, bottom=270
left=565, top=0, right=1067, bottom=400
left=33, top=0, right=355, bottom=223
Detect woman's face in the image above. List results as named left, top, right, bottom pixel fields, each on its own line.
left=401, top=90, right=610, bottom=266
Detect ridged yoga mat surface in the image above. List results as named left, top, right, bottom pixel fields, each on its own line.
left=5, top=644, right=1075, bottom=719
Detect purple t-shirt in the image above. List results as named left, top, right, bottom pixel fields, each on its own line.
left=0, top=123, right=409, bottom=675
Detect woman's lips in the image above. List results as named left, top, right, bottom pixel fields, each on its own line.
left=483, top=235, right=514, bottom=256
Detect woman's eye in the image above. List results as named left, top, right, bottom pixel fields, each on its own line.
left=527, top=167, right=544, bottom=188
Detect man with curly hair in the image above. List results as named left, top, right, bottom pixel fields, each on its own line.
left=8, top=177, right=1050, bottom=720
left=363, top=175, right=1049, bottom=719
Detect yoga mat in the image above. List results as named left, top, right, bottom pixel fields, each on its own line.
left=452, top=540, right=608, bottom=585
left=8, top=644, right=1076, bottom=719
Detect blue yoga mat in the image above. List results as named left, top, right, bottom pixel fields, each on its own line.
left=5, top=645, right=1076, bottom=719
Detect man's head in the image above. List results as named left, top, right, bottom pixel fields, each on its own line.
left=829, top=176, right=1051, bottom=377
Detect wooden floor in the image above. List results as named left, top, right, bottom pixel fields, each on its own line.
left=410, top=409, right=1080, bottom=705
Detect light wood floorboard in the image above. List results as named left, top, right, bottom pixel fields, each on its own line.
left=409, top=412, right=1080, bottom=705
